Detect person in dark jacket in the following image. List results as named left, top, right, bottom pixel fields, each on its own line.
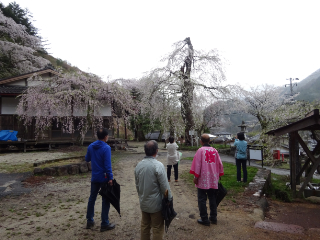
left=85, top=128, right=115, bottom=232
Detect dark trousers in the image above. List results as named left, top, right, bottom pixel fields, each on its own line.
left=167, top=164, right=178, bottom=180
left=236, top=159, right=247, bottom=182
left=197, top=188, right=218, bottom=221
left=86, top=182, right=110, bottom=226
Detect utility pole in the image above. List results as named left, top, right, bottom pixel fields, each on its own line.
left=285, top=78, right=299, bottom=97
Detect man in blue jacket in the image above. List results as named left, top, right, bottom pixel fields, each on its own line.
left=85, top=128, right=115, bottom=232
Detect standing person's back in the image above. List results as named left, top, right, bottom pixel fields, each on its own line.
left=166, top=136, right=180, bottom=182
left=87, top=141, right=112, bottom=182
left=135, top=140, right=172, bottom=240
left=85, top=128, right=115, bottom=232
left=190, top=134, right=224, bottom=226
left=234, top=132, right=248, bottom=182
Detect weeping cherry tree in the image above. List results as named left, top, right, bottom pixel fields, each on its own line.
left=17, top=72, right=135, bottom=145
left=143, top=37, right=234, bottom=143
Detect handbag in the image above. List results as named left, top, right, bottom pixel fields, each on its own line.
left=216, top=182, right=227, bottom=206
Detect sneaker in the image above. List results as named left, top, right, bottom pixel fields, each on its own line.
left=100, top=223, right=115, bottom=232
left=175, top=180, right=178, bottom=182
left=197, top=219, right=210, bottom=226
left=86, top=221, right=95, bottom=229
left=168, top=179, right=171, bottom=182
left=209, top=217, right=217, bottom=224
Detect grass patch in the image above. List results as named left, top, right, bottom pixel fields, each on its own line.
left=276, top=163, right=291, bottom=170
left=312, top=178, right=320, bottom=184
left=39, top=158, right=83, bottom=169
left=181, top=157, right=193, bottom=161
left=178, top=144, right=230, bottom=151
left=0, top=162, right=34, bottom=173
left=268, top=174, right=320, bottom=202
left=181, top=162, right=258, bottom=198
left=220, top=162, right=258, bottom=196
left=268, top=174, right=292, bottom=202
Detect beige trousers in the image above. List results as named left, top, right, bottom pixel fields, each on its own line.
left=141, top=210, right=164, bottom=240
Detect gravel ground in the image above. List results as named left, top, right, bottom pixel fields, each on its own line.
left=0, top=142, right=319, bottom=239
left=0, top=146, right=87, bottom=165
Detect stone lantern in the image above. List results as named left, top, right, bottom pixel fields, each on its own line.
left=238, top=121, right=247, bottom=137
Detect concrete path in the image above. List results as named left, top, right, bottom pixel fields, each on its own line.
left=219, top=153, right=320, bottom=180
left=0, top=172, right=32, bottom=198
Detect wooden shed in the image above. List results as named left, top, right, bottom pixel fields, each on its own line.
left=266, top=109, right=320, bottom=197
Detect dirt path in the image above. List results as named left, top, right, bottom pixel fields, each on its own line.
left=0, top=149, right=319, bottom=239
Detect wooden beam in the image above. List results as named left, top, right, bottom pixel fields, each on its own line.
left=305, top=109, right=319, bottom=117
left=295, top=133, right=320, bottom=183
left=298, top=157, right=320, bottom=197
left=296, top=158, right=311, bottom=181
left=296, top=133, right=317, bottom=164
left=272, top=117, right=318, bottom=137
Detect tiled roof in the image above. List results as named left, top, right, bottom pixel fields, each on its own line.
left=0, top=67, right=60, bottom=84
left=215, top=132, right=231, bottom=135
left=0, top=86, right=28, bottom=94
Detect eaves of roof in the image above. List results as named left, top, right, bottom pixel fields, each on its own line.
left=0, top=68, right=60, bottom=85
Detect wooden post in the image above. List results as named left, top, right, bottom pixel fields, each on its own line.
left=289, top=132, right=297, bottom=198
left=295, top=133, right=301, bottom=185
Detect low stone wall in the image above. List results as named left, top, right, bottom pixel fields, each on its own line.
left=245, top=168, right=271, bottom=221
left=34, top=161, right=91, bottom=176
left=33, top=156, right=85, bottom=167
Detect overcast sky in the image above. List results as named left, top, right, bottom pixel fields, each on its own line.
left=2, top=0, right=320, bottom=88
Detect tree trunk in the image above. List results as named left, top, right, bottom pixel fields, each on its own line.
left=124, top=119, right=127, bottom=139
left=116, top=118, right=120, bottom=138
left=169, top=117, right=174, bottom=137
left=137, top=123, right=145, bottom=141
left=180, top=37, right=195, bottom=144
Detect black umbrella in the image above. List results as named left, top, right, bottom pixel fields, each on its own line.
left=99, top=179, right=121, bottom=217
left=216, top=182, right=227, bottom=206
left=162, top=190, right=177, bottom=233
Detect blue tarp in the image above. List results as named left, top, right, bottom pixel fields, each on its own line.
left=0, top=130, right=18, bottom=141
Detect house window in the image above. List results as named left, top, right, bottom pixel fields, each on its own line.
left=103, top=119, right=110, bottom=129
left=52, top=119, right=61, bottom=130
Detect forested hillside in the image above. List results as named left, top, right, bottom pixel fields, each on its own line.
left=295, top=68, right=320, bottom=102
left=0, top=1, right=81, bottom=79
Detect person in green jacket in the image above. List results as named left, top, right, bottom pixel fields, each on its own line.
left=135, top=140, right=173, bottom=240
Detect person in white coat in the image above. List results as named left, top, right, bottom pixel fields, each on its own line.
left=166, top=136, right=180, bottom=182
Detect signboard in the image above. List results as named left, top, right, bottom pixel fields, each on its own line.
left=249, top=149, right=262, bottom=160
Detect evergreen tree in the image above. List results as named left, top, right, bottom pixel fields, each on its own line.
left=0, top=1, right=38, bottom=36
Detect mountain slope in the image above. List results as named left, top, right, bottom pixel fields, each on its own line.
left=281, top=68, right=320, bottom=102
left=295, top=68, right=320, bottom=102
